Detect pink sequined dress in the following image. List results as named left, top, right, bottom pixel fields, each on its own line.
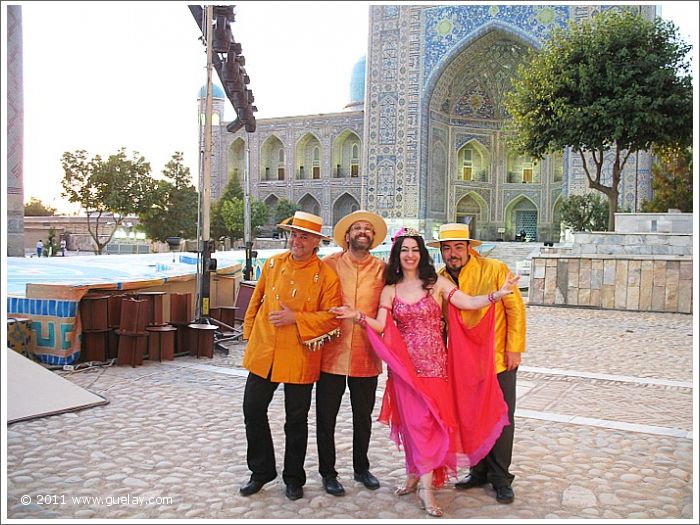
left=368, top=292, right=509, bottom=487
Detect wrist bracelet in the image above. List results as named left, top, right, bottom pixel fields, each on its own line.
left=355, top=312, right=367, bottom=326
left=447, top=287, right=458, bottom=305
left=487, top=292, right=498, bottom=304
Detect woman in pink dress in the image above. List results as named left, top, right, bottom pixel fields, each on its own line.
left=331, top=228, right=518, bottom=517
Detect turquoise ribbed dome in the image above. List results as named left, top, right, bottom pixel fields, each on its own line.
left=348, top=56, right=366, bottom=106
left=198, top=84, right=226, bottom=99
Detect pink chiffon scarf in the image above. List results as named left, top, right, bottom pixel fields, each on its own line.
left=369, top=303, right=509, bottom=485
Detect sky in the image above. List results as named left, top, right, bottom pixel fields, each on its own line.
left=4, top=1, right=699, bottom=214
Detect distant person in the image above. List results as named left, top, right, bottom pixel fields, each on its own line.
left=60, top=239, right=67, bottom=257
left=317, top=210, right=387, bottom=496
left=36, top=239, right=43, bottom=258
left=240, top=211, right=342, bottom=502
left=428, top=223, right=526, bottom=504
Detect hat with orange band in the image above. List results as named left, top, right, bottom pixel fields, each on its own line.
left=278, top=211, right=330, bottom=240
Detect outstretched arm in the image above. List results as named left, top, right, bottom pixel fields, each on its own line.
left=330, top=285, right=393, bottom=333
left=439, top=273, right=520, bottom=310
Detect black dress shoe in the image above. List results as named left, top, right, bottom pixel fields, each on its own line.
left=285, top=484, right=303, bottom=501
left=455, top=473, right=488, bottom=490
left=353, top=470, right=380, bottom=490
left=495, top=485, right=514, bottom=504
left=322, top=476, right=345, bottom=496
left=240, top=478, right=270, bottom=497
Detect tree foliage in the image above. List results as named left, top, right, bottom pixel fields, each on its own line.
left=24, top=197, right=56, bottom=216
left=560, top=193, right=609, bottom=232
left=61, top=148, right=159, bottom=254
left=138, top=152, right=198, bottom=242
left=505, top=9, right=693, bottom=231
left=211, top=175, right=244, bottom=240
left=273, top=199, right=300, bottom=239
left=641, top=146, right=693, bottom=213
left=220, top=198, right=269, bottom=242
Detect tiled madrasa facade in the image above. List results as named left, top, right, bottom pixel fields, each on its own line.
left=210, top=4, right=656, bottom=242
left=7, top=5, right=25, bottom=257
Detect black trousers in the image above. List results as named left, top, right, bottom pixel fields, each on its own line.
left=242, top=372, right=314, bottom=487
left=315, top=372, right=378, bottom=479
left=470, top=366, right=517, bottom=489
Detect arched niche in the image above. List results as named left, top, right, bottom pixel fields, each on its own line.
left=331, top=129, right=362, bottom=178
left=227, top=137, right=246, bottom=187
left=456, top=140, right=490, bottom=182
left=504, top=194, right=539, bottom=241
left=332, top=193, right=360, bottom=227
left=260, top=135, right=285, bottom=181
left=296, top=132, right=323, bottom=180
left=298, top=193, right=321, bottom=217
left=455, top=191, right=487, bottom=238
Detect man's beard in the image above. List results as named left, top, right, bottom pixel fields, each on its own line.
left=349, top=235, right=372, bottom=251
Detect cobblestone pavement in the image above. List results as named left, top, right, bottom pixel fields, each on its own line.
left=5, top=305, right=695, bottom=521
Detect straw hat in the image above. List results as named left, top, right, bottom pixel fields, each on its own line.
left=277, top=211, right=330, bottom=240
left=426, top=223, right=482, bottom=248
left=332, top=210, right=387, bottom=250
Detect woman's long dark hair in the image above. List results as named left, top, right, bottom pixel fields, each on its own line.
left=384, top=235, right=437, bottom=290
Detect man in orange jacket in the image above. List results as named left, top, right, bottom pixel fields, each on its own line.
left=240, top=211, right=342, bottom=502
left=317, top=210, right=387, bottom=496
left=429, top=223, right=526, bottom=504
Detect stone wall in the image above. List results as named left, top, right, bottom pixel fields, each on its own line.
left=529, top=255, right=692, bottom=314
left=615, top=212, right=693, bottom=234
left=569, top=232, right=692, bottom=256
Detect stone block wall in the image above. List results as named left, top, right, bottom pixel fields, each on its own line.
left=569, top=232, right=692, bottom=256
left=529, top=255, right=692, bottom=314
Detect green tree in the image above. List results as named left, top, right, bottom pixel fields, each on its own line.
left=505, top=9, right=692, bottom=231
left=61, top=148, right=159, bottom=254
left=24, top=197, right=56, bottom=216
left=211, top=175, right=244, bottom=240
left=641, top=146, right=693, bottom=213
left=220, top=198, right=270, bottom=242
left=46, top=226, right=57, bottom=256
left=560, top=193, right=609, bottom=232
left=273, top=198, right=300, bottom=239
left=138, top=152, right=198, bottom=242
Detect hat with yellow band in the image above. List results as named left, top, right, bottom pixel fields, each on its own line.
left=426, top=223, right=482, bottom=248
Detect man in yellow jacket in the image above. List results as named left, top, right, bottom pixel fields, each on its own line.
left=240, top=212, right=342, bottom=502
left=317, top=210, right=387, bottom=496
left=429, top=223, right=526, bottom=504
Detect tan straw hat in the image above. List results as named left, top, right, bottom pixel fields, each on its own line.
left=426, top=223, right=482, bottom=248
left=278, top=211, right=330, bottom=240
left=333, top=210, right=387, bottom=250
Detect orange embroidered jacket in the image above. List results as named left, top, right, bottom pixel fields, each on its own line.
left=439, top=249, right=526, bottom=374
left=243, top=251, right=342, bottom=384
left=321, top=251, right=385, bottom=377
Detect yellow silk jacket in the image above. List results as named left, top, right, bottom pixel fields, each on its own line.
left=243, top=251, right=342, bottom=384
left=321, top=251, right=385, bottom=377
left=439, top=249, right=526, bottom=374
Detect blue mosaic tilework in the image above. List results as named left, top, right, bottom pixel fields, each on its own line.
left=423, top=5, right=571, bottom=82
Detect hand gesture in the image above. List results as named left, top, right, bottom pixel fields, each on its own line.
left=499, top=273, right=521, bottom=296
left=268, top=301, right=296, bottom=327
left=329, top=305, right=357, bottom=320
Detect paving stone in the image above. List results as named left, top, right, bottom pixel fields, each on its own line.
left=5, top=306, right=692, bottom=520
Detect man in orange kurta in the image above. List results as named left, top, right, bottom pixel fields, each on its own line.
left=316, top=211, right=387, bottom=496
left=429, top=223, right=526, bottom=505
left=240, top=212, right=342, bottom=502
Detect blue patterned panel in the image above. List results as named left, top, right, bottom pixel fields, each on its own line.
left=7, top=297, right=80, bottom=365
left=423, top=5, right=571, bottom=82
